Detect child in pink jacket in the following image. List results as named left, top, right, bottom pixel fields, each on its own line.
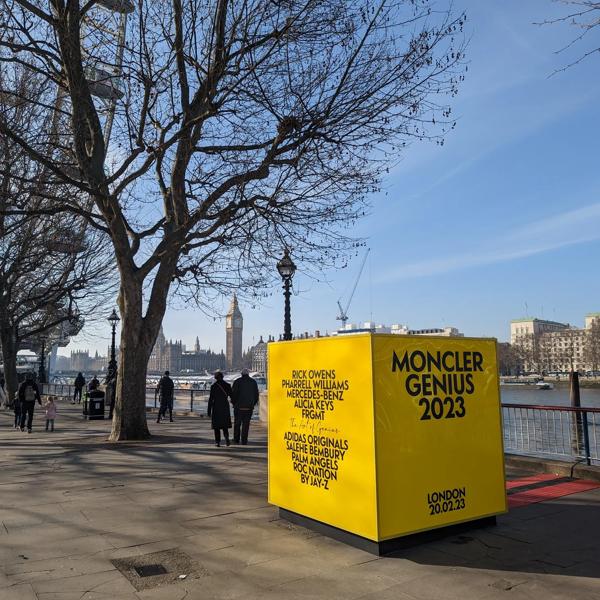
left=44, top=398, right=57, bottom=432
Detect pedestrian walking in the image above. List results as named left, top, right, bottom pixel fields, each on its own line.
left=0, top=376, right=7, bottom=408
left=44, top=397, right=57, bottom=432
left=156, top=370, right=174, bottom=423
left=13, top=392, right=21, bottom=429
left=207, top=371, right=232, bottom=447
left=105, top=367, right=117, bottom=420
left=73, top=372, right=85, bottom=404
left=18, top=373, right=41, bottom=433
left=88, top=376, right=100, bottom=391
left=231, top=369, right=259, bottom=445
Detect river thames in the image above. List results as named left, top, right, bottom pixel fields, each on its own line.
left=501, top=384, right=600, bottom=408
left=141, top=382, right=600, bottom=414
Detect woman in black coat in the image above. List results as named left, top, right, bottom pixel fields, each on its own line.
left=207, top=371, right=232, bottom=447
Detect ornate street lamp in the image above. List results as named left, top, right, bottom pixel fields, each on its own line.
left=276, top=249, right=297, bottom=341
left=38, top=335, right=48, bottom=384
left=107, top=308, right=120, bottom=372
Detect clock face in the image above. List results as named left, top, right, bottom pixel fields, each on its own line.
left=226, top=316, right=232, bottom=328
left=234, top=317, right=242, bottom=328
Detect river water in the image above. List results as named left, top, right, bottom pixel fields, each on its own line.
left=153, top=383, right=600, bottom=413
left=501, top=384, right=600, bottom=408
left=160, top=384, right=600, bottom=414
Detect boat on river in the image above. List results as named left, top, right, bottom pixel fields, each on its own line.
left=501, top=376, right=548, bottom=388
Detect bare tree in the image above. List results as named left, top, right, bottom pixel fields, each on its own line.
left=585, top=316, right=600, bottom=376
left=538, top=333, right=554, bottom=375
left=0, top=0, right=467, bottom=440
left=538, top=1, right=600, bottom=71
left=497, top=342, right=520, bottom=376
left=513, top=332, right=542, bottom=375
left=0, top=65, right=115, bottom=404
left=554, top=327, right=585, bottom=373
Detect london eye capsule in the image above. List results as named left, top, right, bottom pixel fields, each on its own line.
left=46, top=233, right=87, bottom=255
left=85, top=66, right=124, bottom=100
left=96, top=0, right=135, bottom=14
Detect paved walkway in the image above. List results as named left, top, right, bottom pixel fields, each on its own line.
left=1, top=402, right=599, bottom=600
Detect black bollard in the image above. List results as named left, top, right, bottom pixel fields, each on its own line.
left=569, top=371, right=583, bottom=457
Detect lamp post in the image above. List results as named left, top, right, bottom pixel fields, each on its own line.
left=107, top=309, right=120, bottom=372
left=276, top=249, right=297, bottom=341
left=38, top=335, right=48, bottom=384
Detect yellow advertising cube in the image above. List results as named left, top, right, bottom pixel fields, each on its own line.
left=268, top=334, right=507, bottom=553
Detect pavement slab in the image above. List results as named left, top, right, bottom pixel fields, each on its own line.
left=1, top=402, right=600, bottom=599
left=0, top=583, right=38, bottom=600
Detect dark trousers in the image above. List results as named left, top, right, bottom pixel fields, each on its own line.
left=106, top=384, right=116, bottom=420
left=45, top=419, right=55, bottom=431
left=20, top=401, right=35, bottom=430
left=14, top=403, right=21, bottom=427
left=73, top=387, right=83, bottom=403
left=234, top=409, right=252, bottom=444
left=213, top=428, right=230, bottom=445
left=158, top=398, right=173, bottom=421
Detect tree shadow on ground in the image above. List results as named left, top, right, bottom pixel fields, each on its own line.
left=2, top=407, right=600, bottom=581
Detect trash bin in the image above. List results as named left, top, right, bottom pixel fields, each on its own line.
left=84, top=390, right=105, bottom=420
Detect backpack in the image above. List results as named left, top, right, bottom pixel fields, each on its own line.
left=24, top=384, right=36, bottom=403
left=160, top=377, right=174, bottom=396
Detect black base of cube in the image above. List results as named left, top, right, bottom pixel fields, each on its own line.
left=278, top=508, right=497, bottom=556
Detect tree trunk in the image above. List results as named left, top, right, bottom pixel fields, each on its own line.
left=109, top=280, right=151, bottom=440
left=109, top=322, right=152, bottom=440
left=0, top=326, right=19, bottom=407
left=108, top=266, right=172, bottom=441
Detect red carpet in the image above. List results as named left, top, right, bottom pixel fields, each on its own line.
left=505, top=473, right=561, bottom=490
left=507, top=474, right=600, bottom=508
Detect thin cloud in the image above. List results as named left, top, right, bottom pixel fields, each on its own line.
left=381, top=202, right=600, bottom=281
left=391, top=87, right=597, bottom=201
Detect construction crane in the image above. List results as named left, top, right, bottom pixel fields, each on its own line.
left=336, top=249, right=370, bottom=326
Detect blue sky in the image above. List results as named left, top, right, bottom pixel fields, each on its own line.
left=65, top=0, right=600, bottom=356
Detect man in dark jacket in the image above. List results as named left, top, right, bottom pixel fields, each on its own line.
left=156, top=370, right=175, bottom=423
left=18, top=372, right=42, bottom=433
left=73, top=372, right=86, bottom=404
left=104, top=366, right=117, bottom=420
left=231, top=369, right=259, bottom=445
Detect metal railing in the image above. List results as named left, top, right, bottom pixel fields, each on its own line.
left=46, top=387, right=597, bottom=454
left=502, top=403, right=600, bottom=466
left=42, top=384, right=211, bottom=415
left=42, top=383, right=77, bottom=398
left=146, top=387, right=210, bottom=415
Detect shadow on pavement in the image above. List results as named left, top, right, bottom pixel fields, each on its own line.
left=2, top=404, right=599, bottom=586
left=388, top=500, right=600, bottom=579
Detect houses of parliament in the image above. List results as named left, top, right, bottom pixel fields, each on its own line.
left=147, top=295, right=244, bottom=374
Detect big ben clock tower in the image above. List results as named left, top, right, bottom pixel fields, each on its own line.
left=226, top=294, right=243, bottom=369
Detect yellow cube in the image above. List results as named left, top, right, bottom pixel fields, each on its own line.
left=268, top=334, right=507, bottom=553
